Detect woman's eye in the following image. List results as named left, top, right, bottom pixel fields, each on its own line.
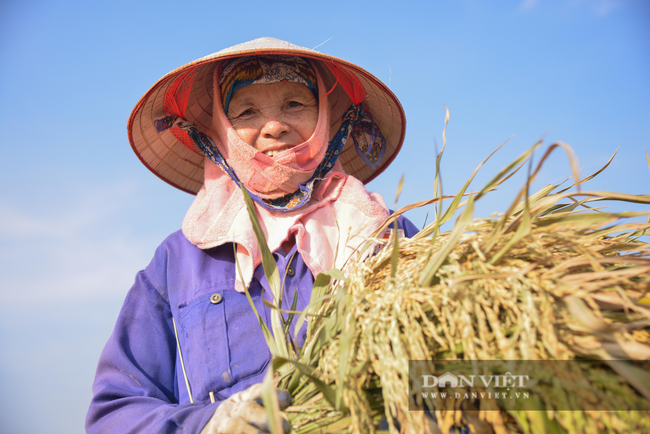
left=234, top=108, right=254, bottom=118
left=287, top=101, right=303, bottom=109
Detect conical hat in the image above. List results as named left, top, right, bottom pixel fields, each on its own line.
left=128, top=37, right=406, bottom=194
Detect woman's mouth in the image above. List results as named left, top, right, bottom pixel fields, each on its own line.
left=264, top=149, right=281, bottom=158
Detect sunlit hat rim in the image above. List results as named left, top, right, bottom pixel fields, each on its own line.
left=127, top=37, right=406, bottom=194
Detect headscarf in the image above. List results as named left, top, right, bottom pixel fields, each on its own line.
left=176, top=56, right=392, bottom=291
left=155, top=55, right=388, bottom=212
left=220, top=56, right=318, bottom=114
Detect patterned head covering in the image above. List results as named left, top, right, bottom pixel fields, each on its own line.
left=219, top=56, right=318, bottom=114
left=154, top=52, right=387, bottom=212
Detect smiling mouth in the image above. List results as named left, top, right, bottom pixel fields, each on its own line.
left=264, top=150, right=281, bottom=158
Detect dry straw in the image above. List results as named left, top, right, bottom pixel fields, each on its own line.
left=242, top=111, right=650, bottom=433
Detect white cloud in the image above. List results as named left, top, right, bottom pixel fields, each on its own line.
left=568, top=0, right=625, bottom=16
left=519, top=0, right=539, bottom=11
left=0, top=181, right=167, bottom=305
left=519, top=0, right=626, bottom=16
left=0, top=181, right=136, bottom=238
left=0, top=234, right=150, bottom=303
left=593, top=0, right=622, bottom=16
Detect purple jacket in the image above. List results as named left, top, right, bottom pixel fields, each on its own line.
left=86, top=216, right=418, bottom=433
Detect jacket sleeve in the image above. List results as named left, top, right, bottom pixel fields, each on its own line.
left=86, top=268, right=218, bottom=433
left=397, top=214, right=419, bottom=238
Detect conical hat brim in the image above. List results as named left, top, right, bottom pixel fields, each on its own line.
left=128, top=37, right=406, bottom=194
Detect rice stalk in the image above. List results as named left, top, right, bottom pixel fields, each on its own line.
left=244, top=141, right=650, bottom=434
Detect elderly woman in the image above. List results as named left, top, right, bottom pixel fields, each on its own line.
left=86, top=37, right=418, bottom=434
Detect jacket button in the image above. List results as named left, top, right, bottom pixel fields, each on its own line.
left=286, top=266, right=295, bottom=277
left=210, top=293, right=223, bottom=304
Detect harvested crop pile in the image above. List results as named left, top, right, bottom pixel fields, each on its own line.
left=244, top=138, right=650, bottom=434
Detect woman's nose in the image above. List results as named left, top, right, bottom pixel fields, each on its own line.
left=261, top=118, right=290, bottom=139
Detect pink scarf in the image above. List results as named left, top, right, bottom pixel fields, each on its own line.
left=182, top=61, right=389, bottom=291
left=210, top=57, right=330, bottom=200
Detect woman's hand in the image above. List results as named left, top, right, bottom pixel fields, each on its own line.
left=200, top=383, right=292, bottom=434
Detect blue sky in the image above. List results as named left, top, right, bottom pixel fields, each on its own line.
left=0, top=1, right=648, bottom=433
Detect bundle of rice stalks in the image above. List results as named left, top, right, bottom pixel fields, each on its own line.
left=243, top=134, right=650, bottom=434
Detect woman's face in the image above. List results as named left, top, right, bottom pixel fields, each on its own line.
left=226, top=81, right=318, bottom=157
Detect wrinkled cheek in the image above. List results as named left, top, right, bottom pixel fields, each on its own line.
left=231, top=127, right=257, bottom=148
